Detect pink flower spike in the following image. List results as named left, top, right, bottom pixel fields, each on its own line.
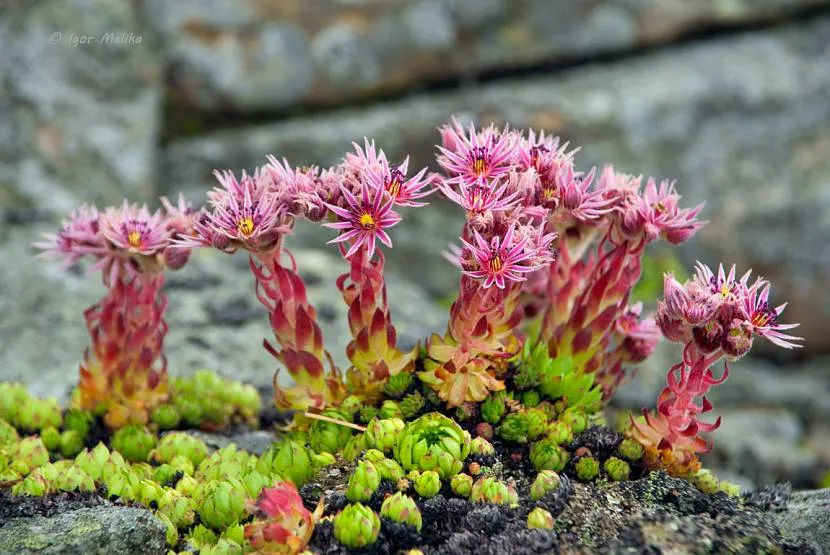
left=739, top=278, right=803, bottom=349
left=323, top=179, right=401, bottom=259
left=437, top=118, right=517, bottom=182
left=371, top=159, right=435, bottom=207
left=101, top=201, right=170, bottom=256
left=461, top=224, right=538, bottom=289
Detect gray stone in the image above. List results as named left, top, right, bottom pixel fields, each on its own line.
left=777, top=488, right=830, bottom=552
left=136, top=0, right=830, bottom=111
left=173, top=429, right=278, bottom=456
left=161, top=16, right=830, bottom=352
left=706, top=408, right=818, bottom=487
left=0, top=506, right=167, bottom=555
left=0, top=0, right=161, bottom=212
left=0, top=224, right=446, bottom=402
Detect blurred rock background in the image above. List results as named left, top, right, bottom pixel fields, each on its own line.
left=1, top=0, right=829, bottom=489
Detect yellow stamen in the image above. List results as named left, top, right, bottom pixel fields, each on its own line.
left=752, top=313, right=770, bottom=327
left=720, top=284, right=731, bottom=297
left=359, top=213, right=376, bottom=229
left=489, top=255, right=503, bottom=273
left=387, top=178, right=401, bottom=197
left=238, top=217, right=255, bottom=237
left=473, top=157, right=487, bottom=176
left=653, top=201, right=666, bottom=213
left=127, top=231, right=142, bottom=249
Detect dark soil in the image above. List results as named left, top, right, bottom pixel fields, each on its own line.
left=0, top=489, right=119, bottom=524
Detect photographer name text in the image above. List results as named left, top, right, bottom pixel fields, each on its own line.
left=49, top=32, right=144, bottom=47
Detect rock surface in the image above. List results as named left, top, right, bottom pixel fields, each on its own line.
left=777, top=488, right=830, bottom=551
left=161, top=16, right=830, bottom=353
left=136, top=0, right=830, bottom=111
left=0, top=0, right=161, bottom=212
left=0, top=504, right=167, bottom=555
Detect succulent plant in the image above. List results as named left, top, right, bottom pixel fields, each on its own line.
left=104, top=467, right=141, bottom=500
left=154, top=511, right=179, bottom=547
left=380, top=492, right=422, bottom=531
left=0, top=383, right=30, bottom=425
left=175, top=474, right=199, bottom=498
left=16, top=398, right=62, bottom=432
left=151, top=404, right=181, bottom=430
left=152, top=432, right=208, bottom=467
left=529, top=439, right=569, bottom=472
left=394, top=412, right=471, bottom=479
left=309, top=408, right=353, bottom=454
left=560, top=409, right=589, bottom=435
left=374, top=457, right=406, bottom=482
left=195, top=480, right=247, bottom=530
left=532, top=348, right=602, bottom=413
left=603, top=457, right=630, bottom=481
left=40, top=426, right=61, bottom=451
left=480, top=393, right=506, bottom=424
left=470, top=437, right=495, bottom=457
left=379, top=400, right=403, bottom=419
left=546, top=420, right=574, bottom=445
left=525, top=408, right=549, bottom=440
left=346, top=460, right=381, bottom=502
left=75, top=443, right=113, bottom=481
left=469, top=476, right=516, bottom=506
left=60, top=430, right=85, bottom=458
left=521, top=390, right=541, bottom=408
left=333, top=503, right=381, bottom=548
left=187, top=525, right=218, bottom=551
left=414, top=470, right=441, bottom=498
left=384, top=372, right=413, bottom=397
left=14, top=436, right=49, bottom=473
left=530, top=470, right=562, bottom=501
left=256, top=440, right=315, bottom=487
left=342, top=433, right=368, bottom=462
left=497, top=413, right=529, bottom=443
left=158, top=488, right=196, bottom=528
left=220, top=523, right=245, bottom=546
left=400, top=391, right=426, bottom=419
left=11, top=474, right=49, bottom=497
left=691, top=469, right=719, bottom=495
left=718, top=480, right=741, bottom=497
left=618, top=437, right=644, bottom=462
left=526, top=507, right=554, bottom=530
left=137, top=479, right=165, bottom=505
left=0, top=419, right=18, bottom=446
left=575, top=456, right=600, bottom=481
left=450, top=473, right=473, bottom=497
left=358, top=405, right=379, bottom=424
left=168, top=454, right=196, bottom=476
left=201, top=539, right=243, bottom=555
left=312, top=451, right=336, bottom=468
left=365, top=417, right=405, bottom=454
left=56, top=466, right=96, bottom=493
left=112, top=425, right=158, bottom=463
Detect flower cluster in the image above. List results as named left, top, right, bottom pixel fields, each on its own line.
left=423, top=117, right=704, bottom=405
left=36, top=198, right=196, bottom=427
left=631, top=263, right=801, bottom=476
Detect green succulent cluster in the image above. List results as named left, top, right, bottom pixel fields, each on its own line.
left=530, top=470, right=561, bottom=501
left=0, top=383, right=61, bottom=433
left=384, top=372, right=413, bottom=397
left=165, top=370, right=261, bottom=429
left=346, top=459, right=381, bottom=502
left=308, top=408, right=354, bottom=454
left=365, top=417, right=405, bottom=454
left=530, top=439, right=570, bottom=472
left=393, top=412, right=471, bottom=479
left=333, top=503, right=381, bottom=548
left=256, top=439, right=315, bottom=487
left=469, top=476, right=518, bottom=506
left=380, top=492, right=422, bottom=531
left=519, top=341, right=603, bottom=414
left=497, top=408, right=547, bottom=444
left=112, top=425, right=157, bottom=463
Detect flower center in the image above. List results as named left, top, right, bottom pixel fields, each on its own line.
left=472, top=147, right=488, bottom=176
left=751, top=303, right=775, bottom=328
left=489, top=254, right=503, bottom=273
left=127, top=230, right=142, bottom=249
left=237, top=217, right=255, bottom=237
left=652, top=201, right=665, bottom=213
left=359, top=213, right=376, bottom=229
left=387, top=170, right=403, bottom=197
left=719, top=284, right=731, bottom=297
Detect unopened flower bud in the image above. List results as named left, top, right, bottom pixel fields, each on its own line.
left=722, top=318, right=754, bottom=359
